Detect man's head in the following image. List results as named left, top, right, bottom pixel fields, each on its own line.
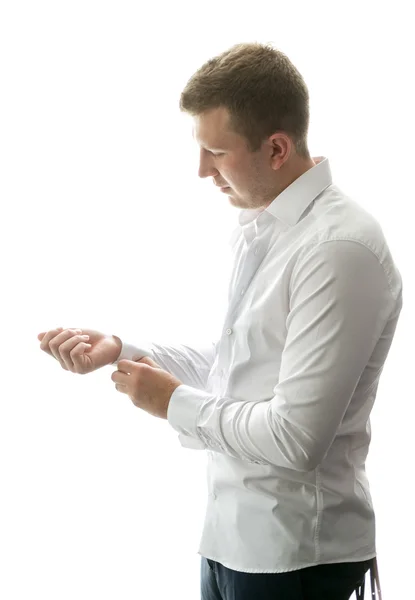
left=180, top=42, right=315, bottom=210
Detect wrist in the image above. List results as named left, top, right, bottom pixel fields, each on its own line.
left=111, top=335, right=123, bottom=364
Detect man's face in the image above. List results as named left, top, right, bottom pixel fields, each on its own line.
left=192, top=107, right=276, bottom=210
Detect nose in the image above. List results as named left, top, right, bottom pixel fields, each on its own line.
left=198, top=149, right=219, bottom=179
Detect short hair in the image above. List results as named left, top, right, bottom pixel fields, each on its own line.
left=180, top=42, right=310, bottom=158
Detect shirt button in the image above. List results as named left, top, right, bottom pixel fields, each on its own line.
left=240, top=288, right=245, bottom=296
left=254, top=247, right=260, bottom=255
left=226, top=328, right=233, bottom=335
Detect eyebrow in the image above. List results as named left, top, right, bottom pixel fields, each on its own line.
left=192, top=129, right=227, bottom=152
left=198, top=141, right=227, bottom=152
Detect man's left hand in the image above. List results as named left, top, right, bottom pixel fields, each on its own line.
left=111, top=357, right=182, bottom=419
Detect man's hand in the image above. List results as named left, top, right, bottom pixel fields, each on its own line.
left=111, top=356, right=182, bottom=419
left=38, top=327, right=122, bottom=373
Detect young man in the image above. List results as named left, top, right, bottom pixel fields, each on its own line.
left=39, top=42, right=401, bottom=599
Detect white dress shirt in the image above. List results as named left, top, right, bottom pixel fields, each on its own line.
left=113, top=157, right=403, bottom=574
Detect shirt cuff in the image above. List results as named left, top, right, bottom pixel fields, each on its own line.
left=111, top=340, right=154, bottom=364
left=167, top=384, right=212, bottom=450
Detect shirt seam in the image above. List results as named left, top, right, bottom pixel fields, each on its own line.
left=314, top=466, right=322, bottom=563
left=319, top=237, right=394, bottom=294
left=291, top=236, right=396, bottom=299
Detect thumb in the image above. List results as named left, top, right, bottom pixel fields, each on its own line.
left=136, top=356, right=161, bottom=369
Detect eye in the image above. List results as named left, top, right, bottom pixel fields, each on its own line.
left=212, top=152, right=225, bottom=157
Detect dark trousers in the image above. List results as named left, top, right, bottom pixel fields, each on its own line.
left=201, top=556, right=371, bottom=600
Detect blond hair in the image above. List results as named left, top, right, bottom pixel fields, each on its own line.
left=180, top=42, right=310, bottom=158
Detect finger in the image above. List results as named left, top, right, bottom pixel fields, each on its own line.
left=39, top=327, right=65, bottom=354
left=115, top=383, right=128, bottom=393
left=58, top=334, right=91, bottom=371
left=47, top=329, right=84, bottom=368
left=137, top=356, right=160, bottom=369
left=69, top=342, right=94, bottom=374
left=111, top=371, right=128, bottom=384
left=117, top=360, right=136, bottom=374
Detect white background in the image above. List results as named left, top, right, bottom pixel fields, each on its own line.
left=0, top=1, right=413, bottom=598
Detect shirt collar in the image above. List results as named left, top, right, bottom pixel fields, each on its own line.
left=238, top=156, right=333, bottom=231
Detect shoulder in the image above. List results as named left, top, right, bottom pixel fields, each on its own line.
left=294, top=187, right=401, bottom=297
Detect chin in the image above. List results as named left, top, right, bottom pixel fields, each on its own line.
left=229, top=198, right=246, bottom=209
left=228, top=193, right=247, bottom=208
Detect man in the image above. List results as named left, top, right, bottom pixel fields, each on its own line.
left=38, top=42, right=402, bottom=599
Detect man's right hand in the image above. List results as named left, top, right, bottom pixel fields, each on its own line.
left=37, top=327, right=122, bottom=374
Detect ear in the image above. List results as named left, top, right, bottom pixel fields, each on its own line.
left=269, top=133, right=291, bottom=169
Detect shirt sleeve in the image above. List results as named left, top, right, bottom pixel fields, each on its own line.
left=167, top=240, right=400, bottom=469
left=112, top=338, right=217, bottom=392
